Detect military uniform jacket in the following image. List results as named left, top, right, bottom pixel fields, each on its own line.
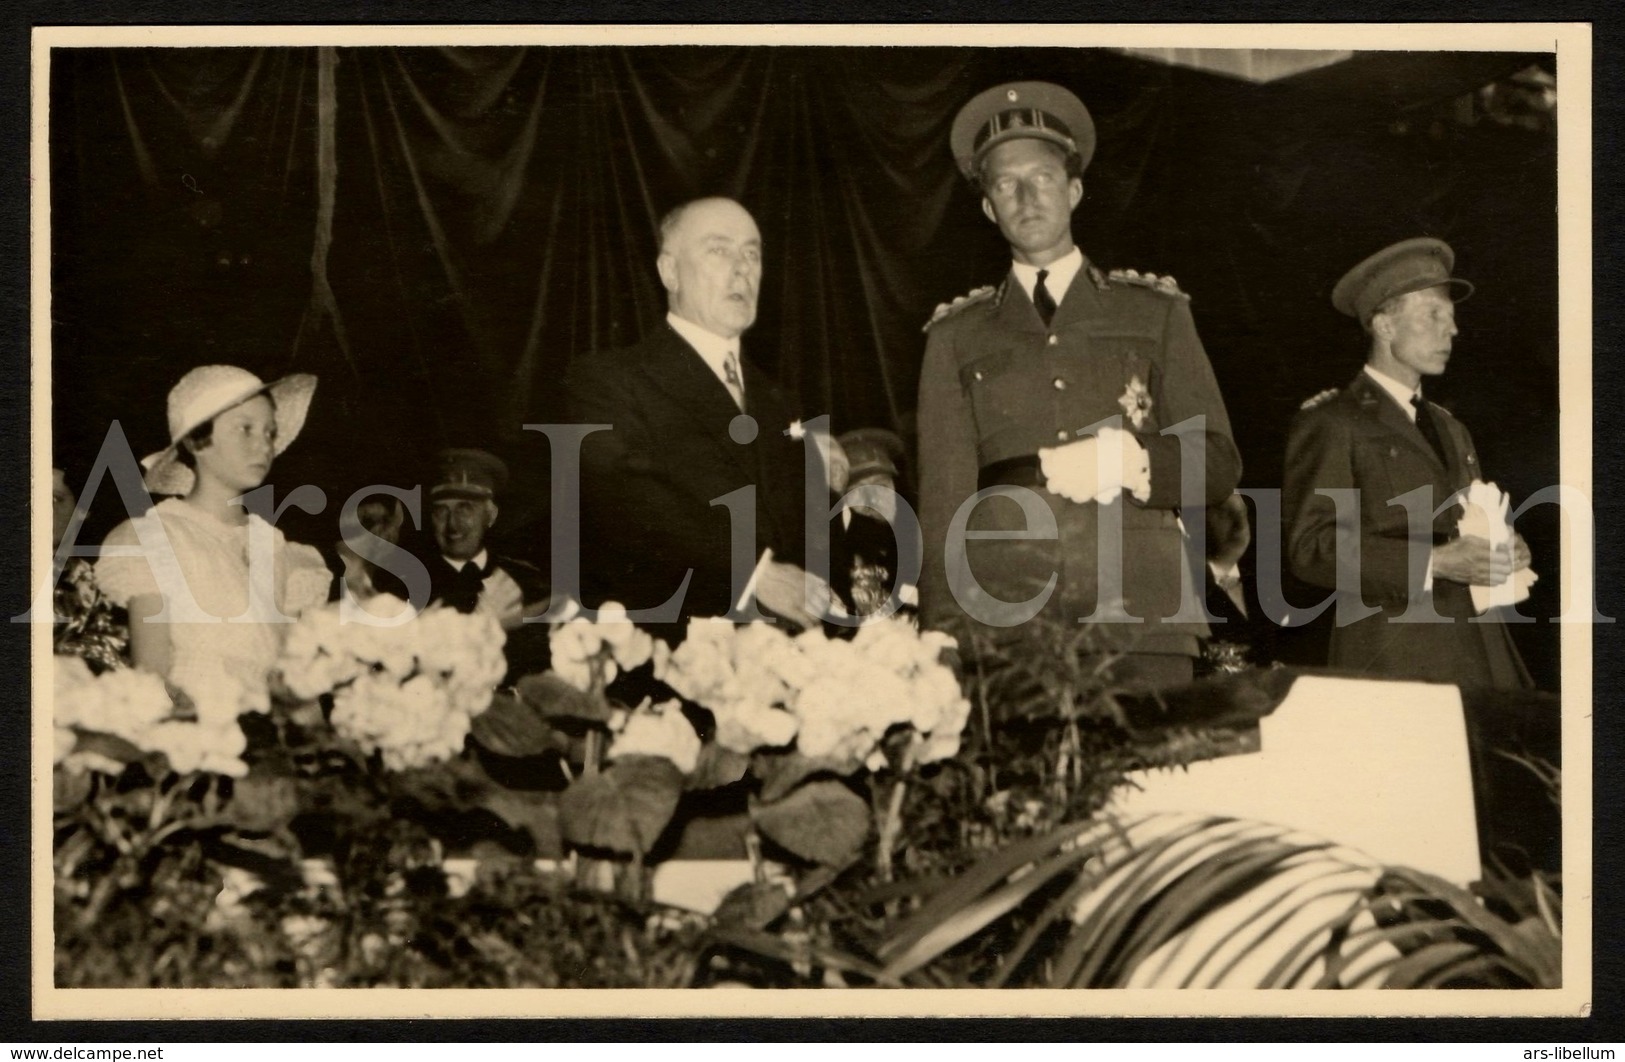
left=1282, top=370, right=1530, bottom=689
left=916, top=262, right=1241, bottom=654
left=566, top=322, right=833, bottom=628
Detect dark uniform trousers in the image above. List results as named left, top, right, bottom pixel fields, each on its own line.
left=916, top=263, right=1242, bottom=688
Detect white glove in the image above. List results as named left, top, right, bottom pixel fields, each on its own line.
left=1038, top=426, right=1151, bottom=506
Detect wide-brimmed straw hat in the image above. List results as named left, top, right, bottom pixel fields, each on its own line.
left=141, top=365, right=317, bottom=496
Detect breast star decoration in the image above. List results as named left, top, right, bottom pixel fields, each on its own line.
left=1118, top=375, right=1153, bottom=429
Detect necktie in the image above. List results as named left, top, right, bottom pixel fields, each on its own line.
left=1410, top=393, right=1448, bottom=465
left=1033, top=269, right=1057, bottom=327
left=445, top=560, right=485, bottom=614
left=722, top=350, right=745, bottom=410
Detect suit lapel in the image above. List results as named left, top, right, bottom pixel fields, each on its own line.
left=637, top=323, right=755, bottom=477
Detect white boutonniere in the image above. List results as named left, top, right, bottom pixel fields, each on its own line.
left=1118, top=375, right=1153, bottom=429
left=786, top=419, right=805, bottom=440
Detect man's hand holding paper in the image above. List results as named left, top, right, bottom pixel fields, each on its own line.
left=1456, top=479, right=1537, bottom=612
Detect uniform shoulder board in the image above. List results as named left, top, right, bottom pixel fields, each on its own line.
left=1106, top=267, right=1190, bottom=300
left=1299, top=387, right=1340, bottom=412
left=922, top=285, right=996, bottom=332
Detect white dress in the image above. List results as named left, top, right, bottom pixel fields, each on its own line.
left=96, top=498, right=332, bottom=722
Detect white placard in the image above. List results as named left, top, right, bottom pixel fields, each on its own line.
left=1113, top=675, right=1480, bottom=883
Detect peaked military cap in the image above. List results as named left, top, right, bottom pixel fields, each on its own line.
left=1331, top=237, right=1474, bottom=325
left=839, top=427, right=906, bottom=481
left=950, top=81, right=1096, bottom=181
left=430, top=448, right=508, bottom=501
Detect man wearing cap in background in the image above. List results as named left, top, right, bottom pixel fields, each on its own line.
left=1283, top=238, right=1533, bottom=688
left=833, top=427, right=916, bottom=617
left=916, top=81, right=1241, bottom=690
left=421, top=448, right=552, bottom=678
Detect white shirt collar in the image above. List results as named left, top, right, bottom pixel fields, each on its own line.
left=667, top=311, right=741, bottom=393
left=443, top=548, right=488, bottom=573
left=1011, top=247, right=1084, bottom=310
left=1363, top=364, right=1421, bottom=421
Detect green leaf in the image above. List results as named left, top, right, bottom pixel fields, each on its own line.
left=751, top=748, right=859, bottom=803
left=478, top=787, right=563, bottom=858
left=557, top=755, right=684, bottom=857
left=1380, top=866, right=1535, bottom=962
left=1113, top=838, right=1335, bottom=986
left=517, top=672, right=613, bottom=725
left=750, top=779, right=869, bottom=867
left=882, top=845, right=1096, bottom=981
left=706, top=926, right=887, bottom=982
left=1379, top=940, right=1483, bottom=988
left=1051, top=816, right=1240, bottom=986
left=686, top=742, right=751, bottom=791
left=712, top=880, right=793, bottom=930
left=1197, top=876, right=1373, bottom=988
left=70, top=728, right=146, bottom=766
left=227, top=773, right=301, bottom=833
left=469, top=689, right=571, bottom=758
left=879, top=817, right=1105, bottom=964
left=53, top=767, right=93, bottom=812
left=989, top=865, right=1107, bottom=987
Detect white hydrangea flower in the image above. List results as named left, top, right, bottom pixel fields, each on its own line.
left=596, top=602, right=655, bottom=671
left=713, top=700, right=799, bottom=755
left=549, top=617, right=612, bottom=691
left=608, top=699, right=702, bottom=774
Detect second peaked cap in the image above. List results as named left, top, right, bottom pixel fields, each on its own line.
left=430, top=447, right=509, bottom=501
left=1331, top=237, right=1474, bottom=325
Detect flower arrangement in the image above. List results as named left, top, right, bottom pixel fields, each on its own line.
left=51, top=591, right=1560, bottom=993
left=492, top=609, right=975, bottom=887
left=548, top=601, right=660, bottom=693
left=54, top=654, right=249, bottom=777
left=276, top=597, right=508, bottom=770
left=658, top=615, right=969, bottom=771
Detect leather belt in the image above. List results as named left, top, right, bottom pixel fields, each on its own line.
left=978, top=455, right=1046, bottom=491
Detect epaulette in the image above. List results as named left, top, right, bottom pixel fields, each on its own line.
left=1299, top=387, right=1339, bottom=412
left=922, top=285, right=996, bottom=332
left=1106, top=268, right=1190, bottom=300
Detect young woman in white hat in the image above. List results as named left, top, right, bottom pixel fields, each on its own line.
left=95, top=365, right=333, bottom=721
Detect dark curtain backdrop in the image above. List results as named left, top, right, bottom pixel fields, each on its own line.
left=48, top=45, right=1561, bottom=685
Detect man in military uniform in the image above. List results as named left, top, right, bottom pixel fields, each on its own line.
left=419, top=447, right=553, bottom=680
left=1282, top=238, right=1533, bottom=688
left=916, top=81, right=1241, bottom=689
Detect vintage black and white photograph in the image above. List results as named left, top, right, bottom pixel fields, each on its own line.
left=31, top=22, right=1591, bottom=1018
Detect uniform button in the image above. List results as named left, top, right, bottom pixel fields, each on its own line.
left=1047, top=335, right=1059, bottom=346
left=1056, top=429, right=1070, bottom=442
left=1052, top=377, right=1067, bottom=390
left=973, top=370, right=984, bottom=381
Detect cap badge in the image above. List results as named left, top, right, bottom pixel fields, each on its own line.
left=1006, top=88, right=1019, bottom=101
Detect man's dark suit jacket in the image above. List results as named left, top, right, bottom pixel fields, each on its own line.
left=1283, top=370, right=1530, bottom=689
left=565, top=321, right=834, bottom=630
